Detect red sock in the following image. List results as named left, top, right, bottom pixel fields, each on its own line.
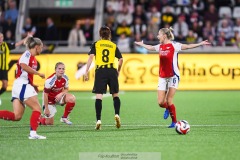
left=62, top=102, right=75, bottom=118
left=169, top=104, right=177, bottom=123
left=163, top=102, right=168, bottom=108
left=0, top=110, right=15, bottom=121
left=30, top=111, right=41, bottom=131
left=159, top=102, right=168, bottom=108
left=39, top=117, right=46, bottom=125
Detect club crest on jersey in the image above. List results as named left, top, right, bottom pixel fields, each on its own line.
left=52, top=88, right=63, bottom=92
left=160, top=50, right=170, bottom=56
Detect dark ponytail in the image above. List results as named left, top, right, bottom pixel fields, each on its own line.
left=99, top=26, right=111, bottom=40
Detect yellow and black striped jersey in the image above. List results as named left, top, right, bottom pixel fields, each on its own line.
left=0, top=42, right=15, bottom=70
left=88, top=39, right=122, bottom=69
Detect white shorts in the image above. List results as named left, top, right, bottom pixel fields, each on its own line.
left=42, top=94, right=66, bottom=118
left=157, top=75, right=180, bottom=91
left=12, top=81, right=37, bottom=103
left=43, top=104, right=57, bottom=118
left=57, top=94, right=66, bottom=105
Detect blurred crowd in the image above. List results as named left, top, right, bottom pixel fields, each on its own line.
left=104, top=0, right=240, bottom=53
left=0, top=0, right=19, bottom=42
left=1, top=0, right=240, bottom=53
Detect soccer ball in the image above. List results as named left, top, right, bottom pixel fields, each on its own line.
left=175, top=120, right=190, bottom=135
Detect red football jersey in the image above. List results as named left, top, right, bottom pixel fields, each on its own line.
left=44, top=73, right=69, bottom=104
left=154, top=41, right=182, bottom=78
left=16, top=50, right=37, bottom=85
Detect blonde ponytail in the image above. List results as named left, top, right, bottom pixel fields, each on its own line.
left=168, top=26, right=174, bottom=40
left=160, top=27, right=175, bottom=40
left=24, top=37, right=43, bottom=49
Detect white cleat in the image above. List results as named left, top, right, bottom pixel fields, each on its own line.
left=0, top=98, right=2, bottom=105
left=95, top=120, right=101, bottom=130
left=115, top=114, right=121, bottom=129
left=60, top=117, right=72, bottom=125
left=29, top=134, right=46, bottom=140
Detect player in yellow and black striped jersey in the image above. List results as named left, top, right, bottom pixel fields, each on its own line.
left=84, top=26, right=123, bottom=130
left=0, top=32, right=31, bottom=105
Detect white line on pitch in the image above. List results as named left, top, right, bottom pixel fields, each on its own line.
left=1, top=124, right=240, bottom=128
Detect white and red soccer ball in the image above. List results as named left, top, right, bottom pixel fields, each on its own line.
left=175, top=120, right=190, bottom=135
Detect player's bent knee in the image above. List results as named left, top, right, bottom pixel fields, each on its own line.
left=45, top=118, right=54, bottom=125
left=14, top=114, right=22, bottom=121
left=45, top=121, right=54, bottom=125
left=66, top=94, right=76, bottom=103
left=158, top=100, right=165, bottom=107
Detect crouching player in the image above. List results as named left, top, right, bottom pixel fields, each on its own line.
left=39, top=62, right=76, bottom=125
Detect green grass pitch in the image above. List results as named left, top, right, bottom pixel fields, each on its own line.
left=0, top=91, right=240, bottom=160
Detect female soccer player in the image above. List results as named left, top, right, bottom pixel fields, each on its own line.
left=0, top=36, right=46, bottom=139
left=0, top=32, right=31, bottom=105
left=39, top=62, right=76, bottom=125
left=84, top=26, right=123, bottom=130
left=135, top=27, right=210, bottom=128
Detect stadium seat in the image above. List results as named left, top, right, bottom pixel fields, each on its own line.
left=175, top=6, right=190, bottom=15
left=233, top=7, right=240, bottom=19
left=219, top=6, right=232, bottom=18
left=176, top=0, right=190, bottom=6
left=162, top=6, right=175, bottom=13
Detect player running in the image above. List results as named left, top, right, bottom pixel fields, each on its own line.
left=0, top=36, right=46, bottom=139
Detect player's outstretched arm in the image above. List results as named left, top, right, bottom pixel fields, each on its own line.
left=117, top=58, right=123, bottom=76
left=135, top=40, right=156, bottom=51
left=15, top=33, right=33, bottom=47
left=20, top=63, right=45, bottom=78
left=84, top=54, right=94, bottom=81
left=181, top=40, right=211, bottom=50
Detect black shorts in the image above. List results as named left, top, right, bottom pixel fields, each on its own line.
left=92, top=68, right=119, bottom=94
left=0, top=70, right=8, bottom=80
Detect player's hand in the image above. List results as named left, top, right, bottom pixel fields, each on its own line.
left=84, top=73, right=89, bottom=81
left=38, top=73, right=45, bottom=79
left=201, top=40, right=211, bottom=46
left=27, top=32, right=33, bottom=38
left=44, top=107, right=50, bottom=117
left=55, top=96, right=60, bottom=103
left=55, top=92, right=65, bottom=103
left=134, top=40, right=144, bottom=46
